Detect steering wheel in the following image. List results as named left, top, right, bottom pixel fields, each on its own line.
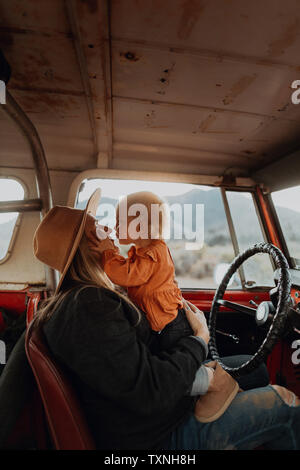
left=209, top=243, right=291, bottom=378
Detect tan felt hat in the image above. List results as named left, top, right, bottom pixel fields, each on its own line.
left=33, top=189, right=101, bottom=293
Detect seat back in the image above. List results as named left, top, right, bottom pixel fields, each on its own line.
left=25, top=322, right=95, bottom=450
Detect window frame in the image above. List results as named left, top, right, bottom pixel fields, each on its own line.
left=70, top=169, right=274, bottom=291
left=223, top=187, right=276, bottom=288
left=67, top=169, right=255, bottom=206
left=0, top=175, right=28, bottom=265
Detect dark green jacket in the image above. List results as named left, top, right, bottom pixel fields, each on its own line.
left=43, top=286, right=207, bottom=450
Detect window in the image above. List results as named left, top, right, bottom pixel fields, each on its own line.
left=0, top=178, right=25, bottom=262
left=272, top=185, right=300, bottom=268
left=226, top=191, right=275, bottom=287
left=76, top=179, right=277, bottom=288
left=76, top=178, right=239, bottom=289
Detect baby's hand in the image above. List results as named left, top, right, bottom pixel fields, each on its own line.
left=93, top=237, right=116, bottom=253
left=87, top=231, right=117, bottom=262
left=91, top=239, right=116, bottom=263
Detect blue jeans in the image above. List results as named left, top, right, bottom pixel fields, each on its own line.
left=164, top=385, right=300, bottom=450
left=163, top=356, right=300, bottom=450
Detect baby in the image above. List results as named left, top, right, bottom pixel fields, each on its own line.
left=89, top=191, right=214, bottom=396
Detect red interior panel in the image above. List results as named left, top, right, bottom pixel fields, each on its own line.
left=183, top=289, right=270, bottom=312
left=0, top=290, right=27, bottom=316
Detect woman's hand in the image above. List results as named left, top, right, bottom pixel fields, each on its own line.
left=183, top=299, right=210, bottom=344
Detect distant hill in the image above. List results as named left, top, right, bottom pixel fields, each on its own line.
left=276, top=206, right=300, bottom=241
left=76, top=188, right=300, bottom=246
left=1, top=188, right=299, bottom=259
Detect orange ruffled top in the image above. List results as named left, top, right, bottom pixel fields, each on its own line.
left=101, top=240, right=183, bottom=331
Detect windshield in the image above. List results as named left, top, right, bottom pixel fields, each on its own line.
left=76, top=178, right=274, bottom=289
left=271, top=185, right=300, bottom=268
left=76, top=178, right=235, bottom=288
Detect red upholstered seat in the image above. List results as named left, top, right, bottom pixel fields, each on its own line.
left=25, top=322, right=95, bottom=450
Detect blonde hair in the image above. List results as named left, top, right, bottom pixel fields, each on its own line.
left=34, top=233, right=141, bottom=326
left=117, top=191, right=169, bottom=240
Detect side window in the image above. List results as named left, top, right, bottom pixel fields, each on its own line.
left=226, top=191, right=275, bottom=287
left=271, top=185, right=300, bottom=268
left=76, top=178, right=239, bottom=289
left=0, top=178, right=25, bottom=262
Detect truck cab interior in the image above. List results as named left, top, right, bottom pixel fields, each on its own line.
left=0, top=0, right=300, bottom=450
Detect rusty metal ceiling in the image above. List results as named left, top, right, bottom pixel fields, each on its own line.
left=0, top=0, right=300, bottom=179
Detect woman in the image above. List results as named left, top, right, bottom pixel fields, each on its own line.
left=32, top=190, right=300, bottom=450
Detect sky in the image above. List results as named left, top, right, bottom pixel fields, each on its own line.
left=0, top=178, right=300, bottom=226
left=77, top=178, right=206, bottom=202
left=78, top=178, right=300, bottom=212
left=78, top=178, right=300, bottom=213
left=0, top=179, right=24, bottom=201
left=272, top=186, right=300, bottom=213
